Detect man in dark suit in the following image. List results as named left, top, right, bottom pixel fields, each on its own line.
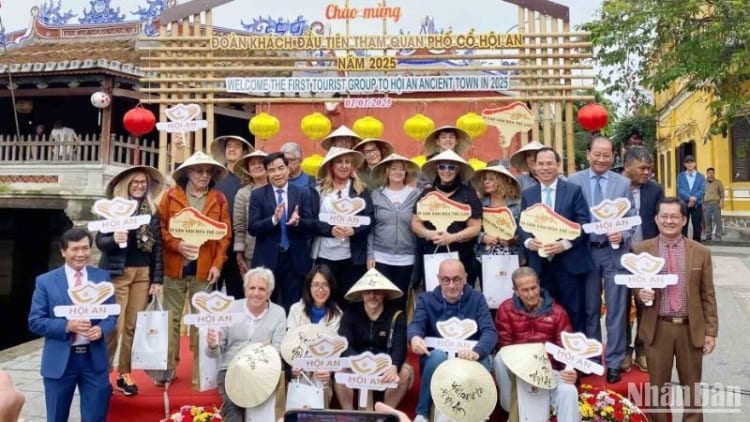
left=249, top=152, right=314, bottom=312
left=635, top=197, right=717, bottom=422
left=519, top=147, right=593, bottom=334
left=568, top=136, right=635, bottom=383
left=28, top=228, right=117, bottom=422
left=622, top=146, right=664, bottom=373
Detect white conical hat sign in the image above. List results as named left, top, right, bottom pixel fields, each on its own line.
left=225, top=343, right=282, bottom=408
left=499, top=343, right=557, bottom=390
left=431, top=358, right=498, bottom=421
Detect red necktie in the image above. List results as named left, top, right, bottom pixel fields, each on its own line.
left=665, top=243, right=681, bottom=312
left=74, top=271, right=83, bottom=287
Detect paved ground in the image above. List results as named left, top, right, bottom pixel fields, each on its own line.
left=3, top=242, right=749, bottom=421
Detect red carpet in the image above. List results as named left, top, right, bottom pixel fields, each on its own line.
left=108, top=337, right=649, bottom=421
left=108, top=337, right=221, bottom=422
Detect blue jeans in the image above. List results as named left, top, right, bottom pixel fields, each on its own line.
left=415, top=350, right=493, bottom=417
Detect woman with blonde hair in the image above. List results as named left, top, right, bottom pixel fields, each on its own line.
left=472, top=164, right=522, bottom=257
left=367, top=153, right=421, bottom=310
left=96, top=165, right=164, bottom=396
left=232, top=150, right=268, bottom=280
left=310, top=147, right=373, bottom=306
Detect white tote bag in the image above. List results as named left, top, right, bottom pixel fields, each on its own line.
left=481, top=254, right=519, bottom=309
left=423, top=248, right=459, bottom=291
left=131, top=296, right=169, bottom=370
left=197, top=326, right=219, bottom=391
left=285, top=373, right=325, bottom=411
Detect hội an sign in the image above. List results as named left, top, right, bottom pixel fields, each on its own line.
left=210, top=31, right=524, bottom=51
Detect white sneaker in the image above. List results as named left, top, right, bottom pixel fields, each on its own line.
left=413, top=415, right=429, bottom=422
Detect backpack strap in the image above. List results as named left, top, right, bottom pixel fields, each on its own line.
left=386, top=310, right=403, bottom=352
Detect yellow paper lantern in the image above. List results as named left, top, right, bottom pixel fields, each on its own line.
left=468, top=157, right=487, bottom=171
left=403, top=113, right=435, bottom=141
left=456, top=112, right=488, bottom=140
left=300, top=112, right=332, bottom=141
left=353, top=115, right=385, bottom=139
left=301, top=153, right=325, bottom=176
left=249, top=112, right=280, bottom=140
left=411, top=155, right=427, bottom=168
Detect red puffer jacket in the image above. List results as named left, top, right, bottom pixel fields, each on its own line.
left=495, top=290, right=572, bottom=347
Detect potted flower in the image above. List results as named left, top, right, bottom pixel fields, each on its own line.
left=161, top=405, right=222, bottom=422
left=577, top=384, right=648, bottom=421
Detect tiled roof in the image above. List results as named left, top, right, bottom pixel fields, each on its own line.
left=0, top=38, right=142, bottom=76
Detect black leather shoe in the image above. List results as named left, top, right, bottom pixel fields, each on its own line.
left=607, top=368, right=622, bottom=383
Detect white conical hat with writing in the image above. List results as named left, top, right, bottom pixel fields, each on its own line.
left=430, top=359, right=498, bottom=421
left=225, top=343, right=282, bottom=407
left=499, top=343, right=557, bottom=390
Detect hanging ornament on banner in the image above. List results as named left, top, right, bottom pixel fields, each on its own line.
left=456, top=111, right=488, bottom=140
left=403, top=113, right=435, bottom=141
left=300, top=112, right=332, bottom=141
left=353, top=115, right=384, bottom=139
left=156, top=103, right=208, bottom=148
left=249, top=111, right=280, bottom=149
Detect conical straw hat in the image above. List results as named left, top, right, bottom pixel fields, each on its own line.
left=345, top=267, right=403, bottom=302
left=105, top=165, right=164, bottom=199
left=225, top=343, right=282, bottom=408
left=424, top=125, right=472, bottom=156
left=421, top=149, right=475, bottom=182
left=430, top=359, right=498, bottom=421
left=499, top=342, right=557, bottom=389
left=171, top=151, right=228, bottom=184
left=509, top=140, right=545, bottom=172
left=321, top=125, right=362, bottom=151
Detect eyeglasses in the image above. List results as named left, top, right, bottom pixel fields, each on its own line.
left=311, top=282, right=330, bottom=290
left=191, top=168, right=215, bottom=175
left=437, top=164, right=457, bottom=171
left=362, top=148, right=380, bottom=155
left=439, top=277, right=464, bottom=286
left=130, top=179, right=149, bottom=186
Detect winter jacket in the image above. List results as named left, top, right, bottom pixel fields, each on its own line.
left=339, top=303, right=407, bottom=371
left=158, top=185, right=231, bottom=280
left=96, top=209, right=164, bottom=284
left=367, top=186, right=421, bottom=259
left=495, top=289, right=571, bottom=348
left=407, top=284, right=497, bottom=359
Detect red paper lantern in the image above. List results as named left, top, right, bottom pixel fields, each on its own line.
left=123, top=105, right=156, bottom=137
left=577, top=103, right=609, bottom=132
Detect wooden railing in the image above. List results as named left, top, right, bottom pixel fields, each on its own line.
left=0, top=133, right=159, bottom=167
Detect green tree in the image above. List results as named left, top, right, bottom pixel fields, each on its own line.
left=581, top=0, right=750, bottom=135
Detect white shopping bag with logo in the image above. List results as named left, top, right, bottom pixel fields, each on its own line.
left=481, top=254, right=519, bottom=309
left=423, top=250, right=459, bottom=291
left=131, top=296, right=168, bottom=370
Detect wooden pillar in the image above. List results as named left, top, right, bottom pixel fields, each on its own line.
left=541, top=14, right=553, bottom=146
left=528, top=10, right=540, bottom=142
left=99, top=76, right=114, bottom=165
left=157, top=23, right=169, bottom=175
left=563, top=21, right=576, bottom=174
left=205, top=10, right=215, bottom=149
left=518, top=6, right=528, bottom=146
left=551, top=18, right=564, bottom=162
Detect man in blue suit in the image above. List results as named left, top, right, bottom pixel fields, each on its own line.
left=249, top=152, right=314, bottom=312
left=622, top=146, right=665, bottom=373
left=677, top=155, right=706, bottom=242
left=28, top=228, right=117, bottom=422
left=519, top=147, right=593, bottom=335
left=568, top=136, right=635, bottom=383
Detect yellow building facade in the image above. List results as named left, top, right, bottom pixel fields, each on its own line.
left=656, top=82, right=750, bottom=223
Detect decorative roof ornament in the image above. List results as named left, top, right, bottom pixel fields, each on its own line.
left=133, top=0, right=170, bottom=37
left=79, top=0, right=125, bottom=25
left=39, top=0, right=77, bottom=26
